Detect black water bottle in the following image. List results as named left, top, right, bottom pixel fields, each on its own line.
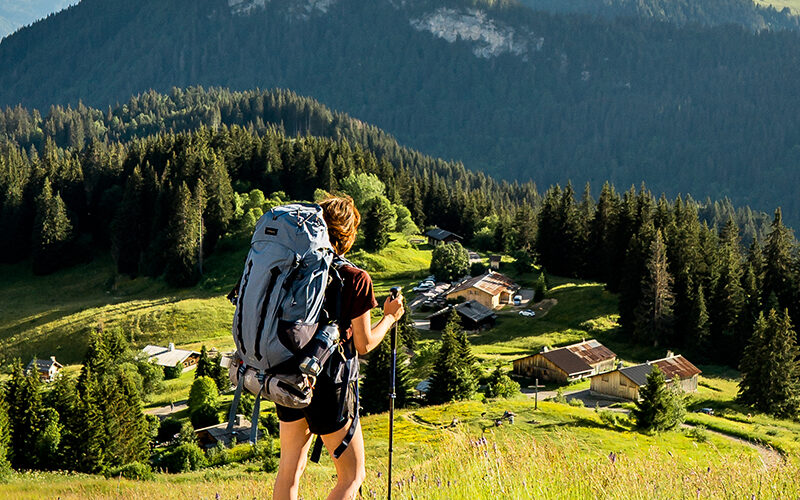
left=298, top=323, right=340, bottom=377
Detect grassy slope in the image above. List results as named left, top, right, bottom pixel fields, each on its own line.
left=2, top=234, right=800, bottom=497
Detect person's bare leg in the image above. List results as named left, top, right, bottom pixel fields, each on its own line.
left=320, top=420, right=366, bottom=500
left=273, top=419, right=313, bottom=500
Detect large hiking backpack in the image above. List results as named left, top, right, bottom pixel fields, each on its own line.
left=224, top=203, right=359, bottom=458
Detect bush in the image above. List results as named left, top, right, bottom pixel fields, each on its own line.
left=191, top=404, right=221, bottom=430
left=164, top=364, right=183, bottom=380
left=261, top=412, right=280, bottom=437
left=104, top=462, right=154, bottom=481
left=263, top=455, right=279, bottom=473
left=598, top=409, right=618, bottom=427
left=470, top=262, right=487, bottom=276
left=207, top=442, right=230, bottom=467
left=568, top=398, right=585, bottom=407
left=188, top=376, right=220, bottom=413
left=157, top=418, right=183, bottom=444
left=633, top=367, right=687, bottom=431
left=485, top=366, right=521, bottom=399
left=430, top=242, right=470, bottom=282
left=553, top=388, right=567, bottom=404
left=158, top=443, right=208, bottom=473
left=687, top=425, right=709, bottom=443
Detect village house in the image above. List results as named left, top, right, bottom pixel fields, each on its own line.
left=142, top=343, right=200, bottom=372
left=26, top=356, right=63, bottom=382
left=427, top=300, right=497, bottom=331
left=446, top=270, right=520, bottom=310
left=425, top=228, right=463, bottom=246
left=489, top=255, right=502, bottom=270
left=512, top=339, right=617, bottom=384
left=589, top=352, right=701, bottom=401
left=195, top=414, right=261, bottom=448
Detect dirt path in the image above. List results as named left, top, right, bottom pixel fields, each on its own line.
left=144, top=399, right=188, bottom=419
left=529, top=298, right=558, bottom=318
left=681, top=422, right=784, bottom=469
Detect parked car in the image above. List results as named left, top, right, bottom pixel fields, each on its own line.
left=513, top=294, right=523, bottom=306
left=697, top=408, right=715, bottom=416
left=413, top=280, right=436, bottom=292
left=518, top=309, right=536, bottom=317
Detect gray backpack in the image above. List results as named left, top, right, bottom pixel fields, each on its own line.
left=225, top=203, right=339, bottom=442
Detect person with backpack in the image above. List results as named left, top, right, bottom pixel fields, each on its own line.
left=271, top=196, right=404, bottom=500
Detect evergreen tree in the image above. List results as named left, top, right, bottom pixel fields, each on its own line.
left=453, top=313, right=479, bottom=379
left=396, top=297, right=418, bottom=350
left=588, top=182, right=620, bottom=283
left=633, top=366, right=686, bottom=431
left=73, top=367, right=106, bottom=473
left=195, top=345, right=212, bottom=379
left=762, top=209, right=797, bottom=319
left=0, top=386, right=10, bottom=473
left=6, top=361, right=46, bottom=469
left=738, top=309, right=800, bottom=418
left=111, top=166, right=145, bottom=275
left=164, top=182, right=201, bottom=287
left=361, top=196, right=394, bottom=252
left=427, top=309, right=477, bottom=405
left=534, top=272, right=547, bottom=302
left=32, top=408, right=61, bottom=469
left=46, top=373, right=78, bottom=466
left=360, top=336, right=412, bottom=415
left=687, top=282, right=711, bottom=356
left=198, top=151, right=235, bottom=254
left=634, top=230, right=674, bottom=346
left=485, top=365, right=521, bottom=399
left=709, top=219, right=745, bottom=364
left=31, top=178, right=73, bottom=275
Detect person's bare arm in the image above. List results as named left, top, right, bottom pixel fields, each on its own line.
left=351, top=295, right=405, bottom=355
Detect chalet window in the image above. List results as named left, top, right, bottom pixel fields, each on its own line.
left=602, top=376, right=609, bottom=382
left=620, top=380, right=627, bottom=387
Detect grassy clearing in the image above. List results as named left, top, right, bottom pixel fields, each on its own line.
left=3, top=398, right=790, bottom=499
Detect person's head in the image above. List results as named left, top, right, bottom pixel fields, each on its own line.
left=319, top=195, right=360, bottom=255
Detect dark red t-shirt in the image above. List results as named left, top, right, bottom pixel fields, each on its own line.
left=335, top=264, right=378, bottom=340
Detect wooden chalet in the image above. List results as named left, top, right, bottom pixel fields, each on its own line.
left=513, top=339, right=617, bottom=384
left=489, top=255, right=502, bottom=270
left=26, top=356, right=63, bottom=383
left=589, top=352, right=701, bottom=401
left=427, top=300, right=497, bottom=331
left=446, top=270, right=519, bottom=310
left=142, top=343, right=200, bottom=372
left=425, top=228, right=463, bottom=246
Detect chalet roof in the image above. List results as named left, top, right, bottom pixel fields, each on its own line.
left=142, top=344, right=199, bottom=367
left=489, top=255, right=502, bottom=263
left=447, top=271, right=519, bottom=297
left=618, top=355, right=702, bottom=386
left=427, top=300, right=496, bottom=323
left=565, top=339, right=616, bottom=366
left=195, top=414, right=259, bottom=445
left=26, top=357, right=63, bottom=372
left=542, top=348, right=593, bottom=376
left=425, top=228, right=462, bottom=241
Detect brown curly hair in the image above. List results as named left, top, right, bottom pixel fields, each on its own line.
left=319, top=195, right=360, bottom=255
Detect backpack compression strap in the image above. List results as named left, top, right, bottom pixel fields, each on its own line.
left=309, top=352, right=359, bottom=463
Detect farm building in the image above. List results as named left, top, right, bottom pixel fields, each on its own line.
left=427, top=300, right=497, bottom=331
left=142, top=343, right=200, bottom=371
left=489, top=255, right=502, bottom=270
left=195, top=414, right=261, bottom=448
left=26, top=356, right=63, bottom=382
left=446, top=270, right=520, bottom=310
left=425, top=228, right=463, bottom=246
left=589, top=352, right=701, bottom=401
left=513, top=339, right=617, bottom=384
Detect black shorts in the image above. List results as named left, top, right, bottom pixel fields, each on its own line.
left=275, top=374, right=355, bottom=435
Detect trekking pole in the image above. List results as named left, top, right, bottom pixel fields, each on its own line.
left=387, top=286, right=400, bottom=500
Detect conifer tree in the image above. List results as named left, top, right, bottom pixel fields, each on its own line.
left=588, top=182, right=619, bottom=283
left=688, top=282, right=711, bottom=356
left=73, top=367, right=106, bottom=473
left=46, top=373, right=78, bottom=466
left=195, top=345, right=212, bottom=379
left=164, top=182, right=201, bottom=287
left=6, top=361, right=44, bottom=469
left=453, top=315, right=479, bottom=378
left=361, top=196, right=394, bottom=252
left=709, top=219, right=745, bottom=363
left=738, top=309, right=800, bottom=417
left=360, top=336, right=412, bottom=415
left=633, top=366, right=686, bottom=431
left=0, top=387, right=10, bottom=473
left=111, top=166, right=144, bottom=275
left=396, top=297, right=418, bottom=350
left=31, top=178, right=73, bottom=275
left=762, top=209, right=796, bottom=314
left=198, top=151, right=234, bottom=253
left=427, top=309, right=477, bottom=405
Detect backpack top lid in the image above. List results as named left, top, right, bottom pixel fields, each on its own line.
left=252, top=203, right=332, bottom=258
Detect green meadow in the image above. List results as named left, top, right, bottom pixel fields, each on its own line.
left=1, top=232, right=798, bottom=498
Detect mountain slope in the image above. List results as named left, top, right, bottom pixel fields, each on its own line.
left=2, top=0, right=800, bottom=226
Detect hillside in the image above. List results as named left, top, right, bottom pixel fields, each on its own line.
left=3, top=1, right=800, bottom=226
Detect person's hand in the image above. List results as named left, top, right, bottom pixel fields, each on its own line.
left=383, top=294, right=405, bottom=323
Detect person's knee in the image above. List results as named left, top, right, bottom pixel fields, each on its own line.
left=339, top=462, right=366, bottom=487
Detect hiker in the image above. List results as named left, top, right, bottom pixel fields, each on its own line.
left=273, top=196, right=405, bottom=500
